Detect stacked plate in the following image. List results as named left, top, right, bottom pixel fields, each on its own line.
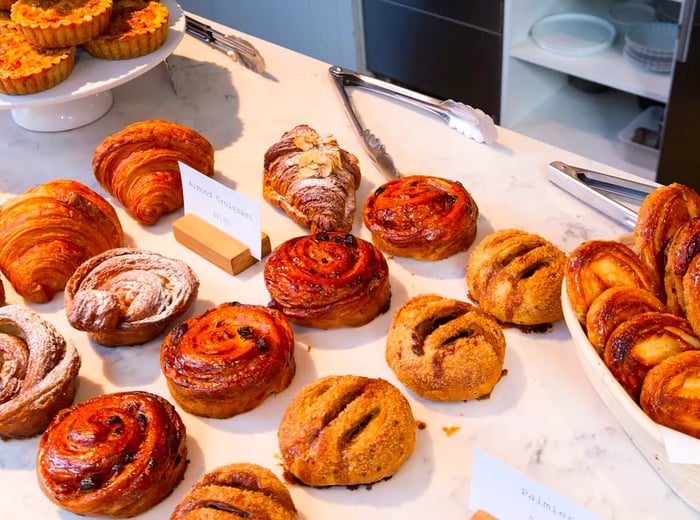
left=624, top=22, right=677, bottom=73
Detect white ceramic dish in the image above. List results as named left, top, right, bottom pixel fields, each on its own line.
left=0, top=0, right=184, bottom=130
left=625, top=21, right=677, bottom=57
left=561, top=284, right=700, bottom=512
left=530, top=13, right=616, bottom=57
left=608, top=2, right=658, bottom=36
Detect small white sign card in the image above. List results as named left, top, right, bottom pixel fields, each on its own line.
left=469, top=447, right=603, bottom=520
left=179, top=162, right=262, bottom=259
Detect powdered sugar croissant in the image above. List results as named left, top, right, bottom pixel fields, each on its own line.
left=263, top=124, right=361, bottom=232
left=93, top=119, right=215, bottom=225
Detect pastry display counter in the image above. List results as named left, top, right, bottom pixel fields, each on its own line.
left=0, top=13, right=697, bottom=520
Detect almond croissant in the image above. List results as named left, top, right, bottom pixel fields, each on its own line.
left=0, top=179, right=124, bottom=303
left=263, top=124, right=361, bottom=233
left=93, top=119, right=215, bottom=225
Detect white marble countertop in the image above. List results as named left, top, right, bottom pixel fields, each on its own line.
left=0, top=14, right=696, bottom=520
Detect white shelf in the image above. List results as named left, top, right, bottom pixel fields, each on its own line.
left=510, top=82, right=659, bottom=180
left=509, top=38, right=672, bottom=102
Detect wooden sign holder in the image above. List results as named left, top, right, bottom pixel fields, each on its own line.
left=173, top=213, right=271, bottom=275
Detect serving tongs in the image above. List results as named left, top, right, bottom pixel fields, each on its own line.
left=185, top=15, right=265, bottom=74
left=329, top=66, right=498, bottom=178
left=548, top=160, right=660, bottom=228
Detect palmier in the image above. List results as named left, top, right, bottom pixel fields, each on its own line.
left=277, top=375, right=416, bottom=487
left=161, top=302, right=296, bottom=418
left=386, top=294, right=506, bottom=401
left=585, top=286, right=666, bottom=356
left=171, top=463, right=298, bottom=520
left=37, top=390, right=188, bottom=518
left=0, top=179, right=124, bottom=303
left=564, top=239, right=662, bottom=324
left=65, top=247, right=199, bottom=347
left=466, top=229, right=566, bottom=325
left=603, top=311, right=700, bottom=401
left=363, top=175, right=479, bottom=260
left=640, top=350, right=700, bottom=439
left=263, top=124, right=361, bottom=233
left=93, top=119, right=215, bottom=225
left=634, top=182, right=700, bottom=283
left=0, top=305, right=80, bottom=439
left=664, top=217, right=700, bottom=316
left=264, top=232, right=391, bottom=329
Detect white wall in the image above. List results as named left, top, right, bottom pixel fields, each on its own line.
left=178, top=0, right=364, bottom=70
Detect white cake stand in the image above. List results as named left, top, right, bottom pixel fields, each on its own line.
left=0, top=0, right=184, bottom=132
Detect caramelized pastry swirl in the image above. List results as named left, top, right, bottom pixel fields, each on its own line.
left=363, top=175, right=479, bottom=260
left=277, top=375, right=416, bottom=487
left=263, top=124, right=361, bottom=233
left=0, top=179, right=124, bottom=303
left=603, top=312, right=700, bottom=401
left=634, top=182, right=700, bottom=282
left=585, top=286, right=666, bottom=356
left=37, top=390, right=188, bottom=518
left=386, top=294, right=506, bottom=401
left=664, top=217, right=700, bottom=316
left=93, top=119, right=215, bottom=225
left=0, top=305, right=80, bottom=439
left=565, top=239, right=662, bottom=324
left=466, top=229, right=566, bottom=325
left=641, top=350, right=700, bottom=439
left=685, top=255, right=700, bottom=338
left=264, top=232, right=391, bottom=328
left=64, top=247, right=199, bottom=347
left=171, top=463, right=298, bottom=520
left=161, top=302, right=296, bottom=418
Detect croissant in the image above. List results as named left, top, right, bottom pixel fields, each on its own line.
left=263, top=124, right=361, bottom=233
left=634, top=183, right=700, bottom=283
left=93, top=119, right=215, bottom=225
left=64, top=247, right=200, bottom=346
left=37, top=390, right=188, bottom=518
left=170, top=463, right=298, bottom=520
left=0, top=179, right=124, bottom=303
left=0, top=305, right=80, bottom=439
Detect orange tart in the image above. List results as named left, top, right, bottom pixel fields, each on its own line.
left=10, top=0, right=113, bottom=48
left=0, top=10, right=16, bottom=34
left=0, top=31, right=74, bottom=95
left=84, top=0, right=169, bottom=60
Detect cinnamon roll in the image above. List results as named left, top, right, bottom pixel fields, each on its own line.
left=37, top=390, right=188, bottom=518
left=362, top=175, right=479, bottom=260
left=64, top=247, right=199, bottom=347
left=585, top=286, right=666, bottom=356
left=386, top=294, right=506, bottom=401
left=161, top=302, right=296, bottom=419
left=640, top=349, right=700, bottom=439
left=603, top=312, right=700, bottom=401
left=0, top=305, right=80, bottom=439
left=171, top=463, right=298, bottom=520
left=277, top=375, right=416, bottom=487
left=466, top=229, right=566, bottom=325
left=263, top=124, right=361, bottom=233
left=93, top=119, right=215, bottom=225
left=635, top=182, right=700, bottom=283
left=664, top=217, right=700, bottom=316
left=0, top=179, right=124, bottom=303
left=264, top=232, right=391, bottom=329
left=565, top=239, right=662, bottom=324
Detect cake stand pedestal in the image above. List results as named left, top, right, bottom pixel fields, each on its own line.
left=9, top=90, right=114, bottom=132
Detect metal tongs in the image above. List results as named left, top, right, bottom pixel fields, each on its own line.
left=185, top=15, right=265, bottom=74
left=548, top=160, right=660, bottom=229
left=329, top=66, right=498, bottom=178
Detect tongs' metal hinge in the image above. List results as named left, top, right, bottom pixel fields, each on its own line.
left=185, top=15, right=266, bottom=74
left=548, top=160, right=660, bottom=229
